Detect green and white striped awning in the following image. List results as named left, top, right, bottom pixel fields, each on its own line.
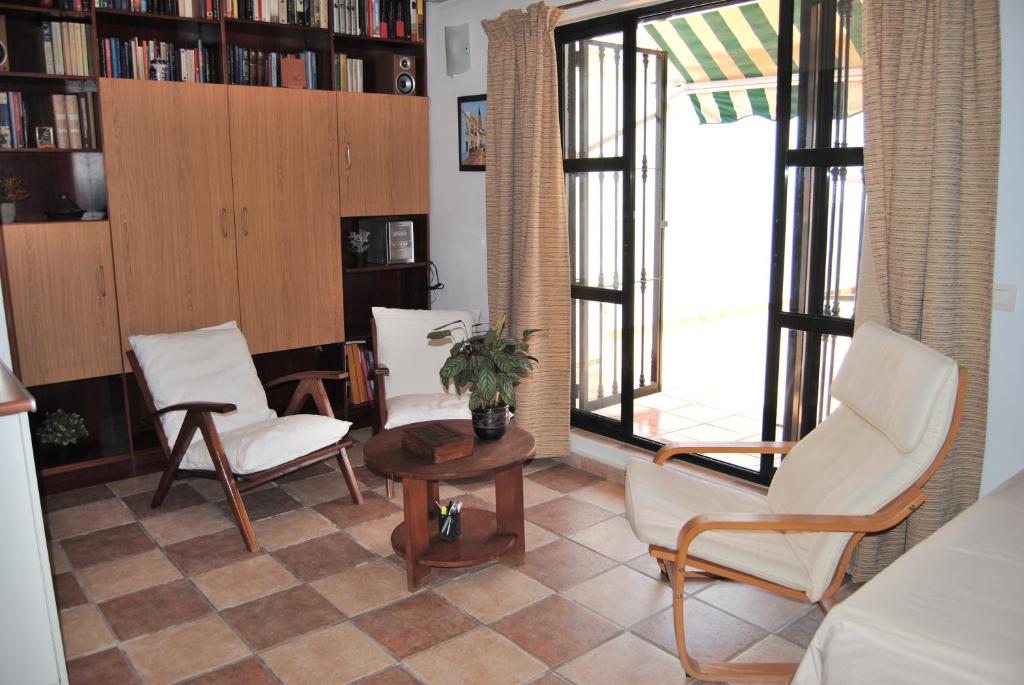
left=644, top=0, right=862, bottom=124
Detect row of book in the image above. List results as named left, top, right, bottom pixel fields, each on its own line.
left=42, top=22, right=92, bottom=77
left=333, top=54, right=364, bottom=92
left=93, top=0, right=219, bottom=19
left=0, top=92, right=98, bottom=150
left=344, top=342, right=374, bottom=405
left=227, top=47, right=318, bottom=88
left=226, top=0, right=328, bottom=28
left=333, top=0, right=423, bottom=41
left=53, top=0, right=91, bottom=10
left=98, top=38, right=217, bottom=83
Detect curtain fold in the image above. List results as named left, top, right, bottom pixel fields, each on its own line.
left=482, top=3, right=571, bottom=458
left=851, top=0, right=1001, bottom=580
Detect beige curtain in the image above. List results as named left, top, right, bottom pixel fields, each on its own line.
left=482, top=3, right=571, bottom=458
left=851, top=0, right=1001, bottom=580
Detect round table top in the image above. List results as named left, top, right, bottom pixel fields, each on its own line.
left=363, top=420, right=536, bottom=481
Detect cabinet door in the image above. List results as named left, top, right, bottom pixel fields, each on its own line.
left=338, top=93, right=429, bottom=217
left=228, top=86, right=344, bottom=354
left=3, top=222, right=121, bottom=386
left=100, top=79, right=240, bottom=362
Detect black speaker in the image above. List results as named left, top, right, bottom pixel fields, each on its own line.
left=393, top=55, right=416, bottom=95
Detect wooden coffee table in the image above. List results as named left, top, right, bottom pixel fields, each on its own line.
left=363, top=419, right=536, bottom=590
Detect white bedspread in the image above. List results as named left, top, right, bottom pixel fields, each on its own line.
left=793, top=470, right=1024, bottom=684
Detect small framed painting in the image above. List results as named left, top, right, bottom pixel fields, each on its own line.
left=457, top=94, right=486, bottom=171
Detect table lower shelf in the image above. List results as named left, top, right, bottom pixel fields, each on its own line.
left=390, top=508, right=517, bottom=568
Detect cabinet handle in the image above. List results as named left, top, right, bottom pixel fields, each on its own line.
left=96, top=265, right=106, bottom=298
left=242, top=207, right=249, bottom=236
left=220, top=208, right=229, bottom=237
left=345, top=143, right=352, bottom=170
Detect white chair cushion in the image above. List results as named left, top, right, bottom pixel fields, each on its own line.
left=372, top=307, right=479, bottom=398
left=384, top=393, right=472, bottom=429
left=129, top=322, right=276, bottom=450
left=769, top=347, right=960, bottom=601
left=182, top=414, right=351, bottom=475
left=626, top=458, right=811, bottom=593
left=831, top=322, right=957, bottom=452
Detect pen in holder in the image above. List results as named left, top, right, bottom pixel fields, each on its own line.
left=437, top=500, right=462, bottom=542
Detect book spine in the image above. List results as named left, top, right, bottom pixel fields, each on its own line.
left=52, top=22, right=65, bottom=76
left=65, top=94, right=82, bottom=149
left=52, top=94, right=69, bottom=149
left=42, top=24, right=56, bottom=74
left=0, top=93, right=10, bottom=150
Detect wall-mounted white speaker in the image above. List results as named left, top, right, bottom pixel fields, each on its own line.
left=445, top=23, right=471, bottom=77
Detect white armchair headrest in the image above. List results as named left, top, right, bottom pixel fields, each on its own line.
left=831, top=322, right=958, bottom=453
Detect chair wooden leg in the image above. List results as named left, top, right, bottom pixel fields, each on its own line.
left=151, top=418, right=198, bottom=508
left=336, top=448, right=363, bottom=505
left=671, top=563, right=797, bottom=682
left=197, top=414, right=259, bottom=553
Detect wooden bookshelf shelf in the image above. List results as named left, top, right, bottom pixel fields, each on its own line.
left=0, top=2, right=90, bottom=21
left=346, top=261, right=428, bottom=274
left=334, top=33, right=426, bottom=49
left=95, top=8, right=222, bottom=26
left=0, top=147, right=102, bottom=154
left=225, top=17, right=330, bottom=38
left=0, top=71, right=95, bottom=82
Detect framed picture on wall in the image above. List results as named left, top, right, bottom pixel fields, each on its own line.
left=457, top=94, right=487, bottom=171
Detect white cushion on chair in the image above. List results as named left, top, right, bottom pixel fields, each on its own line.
left=384, top=393, right=471, bottom=429
left=129, top=322, right=276, bottom=448
left=182, top=414, right=351, bottom=475
left=372, top=307, right=479, bottom=398
left=626, top=458, right=811, bottom=593
left=830, top=322, right=957, bottom=453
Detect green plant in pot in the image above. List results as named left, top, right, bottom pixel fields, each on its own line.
left=429, top=314, right=541, bottom=440
left=37, top=409, right=88, bottom=463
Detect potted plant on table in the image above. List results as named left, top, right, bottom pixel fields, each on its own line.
left=428, top=314, right=541, bottom=440
left=0, top=175, right=30, bottom=224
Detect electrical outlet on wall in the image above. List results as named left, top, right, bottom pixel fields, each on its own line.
left=993, top=282, right=1017, bottom=312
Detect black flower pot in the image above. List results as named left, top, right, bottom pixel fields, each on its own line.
left=353, top=252, right=368, bottom=268
left=472, top=404, right=509, bottom=440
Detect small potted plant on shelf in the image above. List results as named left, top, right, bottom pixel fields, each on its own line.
left=429, top=314, right=542, bottom=440
left=0, top=175, right=30, bottom=224
left=347, top=228, right=371, bottom=268
left=36, top=409, right=89, bottom=465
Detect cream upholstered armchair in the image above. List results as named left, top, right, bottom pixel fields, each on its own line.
left=129, top=322, right=362, bottom=552
left=625, top=322, right=966, bottom=682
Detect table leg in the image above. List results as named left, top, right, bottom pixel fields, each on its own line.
left=494, top=464, right=526, bottom=564
left=402, top=477, right=431, bottom=590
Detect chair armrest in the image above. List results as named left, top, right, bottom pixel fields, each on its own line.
left=675, top=488, right=929, bottom=555
left=654, top=441, right=796, bottom=465
left=264, top=370, right=348, bottom=390
left=145, top=402, right=236, bottom=423
left=369, top=364, right=389, bottom=378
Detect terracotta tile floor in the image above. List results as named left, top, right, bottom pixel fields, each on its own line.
left=45, top=434, right=836, bottom=684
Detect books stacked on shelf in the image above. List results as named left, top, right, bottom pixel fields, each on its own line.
left=228, top=47, right=318, bottom=88
left=99, top=38, right=216, bottom=82
left=94, top=0, right=220, bottom=20
left=52, top=0, right=91, bottom=10
left=344, top=341, right=374, bottom=405
left=41, top=22, right=93, bottom=76
left=225, top=0, right=328, bottom=28
left=0, top=92, right=99, bottom=150
left=333, top=0, right=423, bottom=41
left=333, top=54, right=363, bottom=92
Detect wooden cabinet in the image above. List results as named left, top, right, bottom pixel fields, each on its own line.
left=2, top=222, right=121, bottom=386
left=338, top=93, right=429, bottom=217
left=227, top=87, right=344, bottom=355
left=100, top=79, right=240, bottom=361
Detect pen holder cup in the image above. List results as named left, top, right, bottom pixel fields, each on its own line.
left=439, top=511, right=461, bottom=541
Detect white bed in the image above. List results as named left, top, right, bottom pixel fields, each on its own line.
left=793, top=469, right=1024, bottom=684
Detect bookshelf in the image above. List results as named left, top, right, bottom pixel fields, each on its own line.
left=0, top=1, right=431, bottom=491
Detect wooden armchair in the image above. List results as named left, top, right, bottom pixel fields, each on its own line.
left=129, top=321, right=362, bottom=552
left=625, top=323, right=967, bottom=682
left=369, top=307, right=479, bottom=496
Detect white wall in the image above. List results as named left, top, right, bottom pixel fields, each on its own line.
left=426, top=0, right=1024, bottom=492
left=980, top=0, right=1024, bottom=494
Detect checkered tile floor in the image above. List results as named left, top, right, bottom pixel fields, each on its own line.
left=45, top=433, right=832, bottom=684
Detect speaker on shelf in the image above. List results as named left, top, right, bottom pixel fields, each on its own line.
left=0, top=17, right=9, bottom=73
left=393, top=55, right=416, bottom=96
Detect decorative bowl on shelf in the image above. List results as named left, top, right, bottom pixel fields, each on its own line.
left=45, top=194, right=85, bottom=221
